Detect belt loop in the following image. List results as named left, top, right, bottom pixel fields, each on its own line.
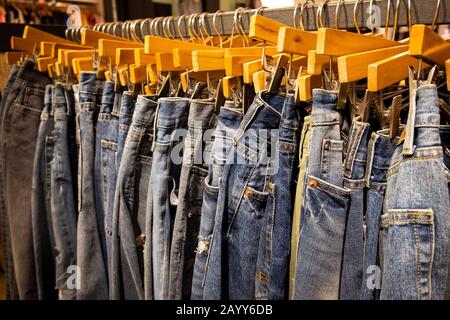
left=403, top=89, right=417, bottom=156
left=151, top=102, right=160, bottom=152
left=364, top=132, right=378, bottom=188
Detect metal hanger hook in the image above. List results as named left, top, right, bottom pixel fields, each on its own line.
left=353, top=0, right=363, bottom=34
left=431, top=0, right=441, bottom=29
left=335, top=0, right=344, bottom=30
left=177, top=15, right=188, bottom=41
left=212, top=10, right=224, bottom=48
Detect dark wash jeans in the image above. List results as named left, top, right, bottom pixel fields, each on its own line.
left=294, top=89, right=351, bottom=300
left=111, top=95, right=157, bottom=300
left=380, top=85, right=450, bottom=300
left=340, top=121, right=370, bottom=300
left=145, top=97, right=190, bottom=300
left=31, top=85, right=57, bottom=300
left=0, top=64, right=20, bottom=300
left=360, top=129, right=399, bottom=300
left=50, top=84, right=78, bottom=300
left=203, top=91, right=285, bottom=300
left=76, top=72, right=109, bottom=300
left=1, top=60, right=51, bottom=299
left=256, top=95, right=302, bottom=300
left=191, top=101, right=243, bottom=300
left=168, top=98, right=218, bottom=300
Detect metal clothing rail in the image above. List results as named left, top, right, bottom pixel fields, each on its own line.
left=155, top=0, right=449, bottom=38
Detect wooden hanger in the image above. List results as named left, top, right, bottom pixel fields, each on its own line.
left=446, top=59, right=450, bottom=91
left=5, top=51, right=24, bottom=65
left=81, top=28, right=132, bottom=48
left=338, top=45, right=408, bottom=83
left=11, top=37, right=37, bottom=55
left=73, top=57, right=94, bottom=75
left=23, top=26, right=74, bottom=46
left=409, top=25, right=450, bottom=66
left=277, top=27, right=317, bottom=56
left=98, top=39, right=142, bottom=64
left=135, top=48, right=156, bottom=67
left=249, top=14, right=288, bottom=45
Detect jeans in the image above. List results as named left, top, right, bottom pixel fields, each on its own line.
left=191, top=101, right=243, bottom=300
left=380, top=85, right=450, bottom=300
left=116, top=92, right=136, bottom=168
left=169, top=98, right=218, bottom=300
left=31, top=85, right=57, bottom=300
left=76, top=72, right=109, bottom=300
left=146, top=97, right=190, bottom=300
left=204, top=91, right=285, bottom=300
left=293, top=89, right=351, bottom=300
left=111, top=95, right=157, bottom=300
left=360, top=129, right=399, bottom=300
left=256, top=94, right=302, bottom=300
left=94, top=81, right=116, bottom=269
left=289, top=115, right=312, bottom=299
left=340, top=121, right=370, bottom=300
left=441, top=125, right=450, bottom=299
left=1, top=60, right=51, bottom=299
left=50, top=83, right=78, bottom=300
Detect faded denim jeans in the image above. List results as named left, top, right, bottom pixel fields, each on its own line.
left=380, top=85, right=450, bottom=300
left=293, top=89, right=351, bottom=300
left=146, top=97, right=190, bottom=300
left=204, top=91, right=285, bottom=300
left=169, top=98, right=218, bottom=300
left=191, top=101, right=243, bottom=300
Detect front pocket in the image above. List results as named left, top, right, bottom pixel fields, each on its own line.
left=380, top=209, right=435, bottom=300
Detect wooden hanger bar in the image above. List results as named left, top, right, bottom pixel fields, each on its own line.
left=129, top=65, right=147, bottom=84
left=64, top=50, right=94, bottom=70
left=156, top=52, right=183, bottom=72
left=11, top=37, right=37, bottom=55
left=253, top=70, right=266, bottom=93
left=338, top=45, right=408, bottom=83
left=173, top=48, right=194, bottom=69
left=148, top=63, right=158, bottom=83
left=81, top=28, right=132, bottom=47
left=98, top=39, right=142, bottom=60
left=316, top=28, right=398, bottom=56
left=117, top=48, right=136, bottom=66
left=299, top=73, right=322, bottom=101
left=23, top=26, right=73, bottom=45
left=277, top=27, right=317, bottom=55
left=5, top=51, right=23, bottom=65
left=249, top=14, right=288, bottom=44
left=37, top=57, right=55, bottom=72
left=367, top=51, right=425, bottom=92
left=192, top=50, right=225, bottom=72
left=145, top=36, right=215, bottom=54
left=51, top=42, right=90, bottom=58
left=409, top=24, right=450, bottom=66
left=135, top=48, right=155, bottom=67
left=223, top=76, right=238, bottom=98
left=307, top=50, right=336, bottom=75
left=225, top=55, right=267, bottom=77
left=73, top=57, right=94, bottom=74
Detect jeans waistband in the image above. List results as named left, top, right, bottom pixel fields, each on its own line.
left=17, top=59, right=51, bottom=85
left=156, top=97, right=190, bottom=129
left=403, top=84, right=441, bottom=155
left=119, top=91, right=137, bottom=117
left=132, top=94, right=158, bottom=125
left=100, top=81, right=115, bottom=113
left=364, top=129, right=400, bottom=189
left=343, top=121, right=370, bottom=179
left=188, top=98, right=217, bottom=129
left=311, top=89, right=340, bottom=125
left=53, top=83, right=72, bottom=117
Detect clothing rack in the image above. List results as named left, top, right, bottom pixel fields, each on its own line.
left=137, top=0, right=450, bottom=39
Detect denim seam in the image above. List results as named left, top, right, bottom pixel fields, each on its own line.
left=387, top=154, right=444, bottom=177
left=344, top=123, right=366, bottom=178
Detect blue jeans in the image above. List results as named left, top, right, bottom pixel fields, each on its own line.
left=168, top=98, right=218, bottom=300
left=76, top=72, right=109, bottom=300
left=256, top=94, right=302, bottom=300
left=360, top=129, right=399, bottom=300
left=0, top=60, right=51, bottom=299
left=146, top=97, right=190, bottom=300
left=440, top=125, right=450, bottom=299
left=111, top=95, right=158, bottom=300
left=191, top=101, right=243, bottom=300
left=50, top=83, right=78, bottom=300
left=204, top=91, right=285, bottom=300
left=94, top=81, right=116, bottom=270
left=294, top=89, right=351, bottom=300
left=339, top=121, right=370, bottom=300
left=380, top=85, right=450, bottom=300
left=31, top=85, right=57, bottom=300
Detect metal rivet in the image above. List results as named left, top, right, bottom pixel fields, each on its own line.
left=309, top=179, right=318, bottom=188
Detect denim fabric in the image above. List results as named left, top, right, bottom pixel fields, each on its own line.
left=169, top=98, right=218, bottom=300
left=204, top=91, right=285, bottom=300
left=146, top=97, right=190, bottom=300
left=191, top=101, right=243, bottom=300
left=256, top=94, right=302, bottom=300
left=441, top=125, right=450, bottom=299
left=289, top=115, right=311, bottom=299
left=0, top=64, right=20, bottom=300
left=293, top=89, right=351, bottom=300
left=111, top=95, right=157, bottom=300
left=116, top=92, right=136, bottom=168
left=31, top=85, right=57, bottom=300
left=380, top=85, right=450, bottom=300
left=50, top=84, right=78, bottom=300
left=340, top=121, right=370, bottom=300
left=94, top=81, right=116, bottom=268
left=1, top=60, right=51, bottom=299
left=360, top=130, right=399, bottom=300
left=76, top=72, right=109, bottom=300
